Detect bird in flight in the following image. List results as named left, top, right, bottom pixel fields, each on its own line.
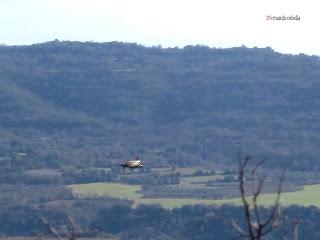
left=120, top=156, right=143, bottom=168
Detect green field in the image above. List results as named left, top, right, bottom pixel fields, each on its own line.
left=69, top=183, right=320, bottom=209
left=70, top=183, right=142, bottom=199
left=180, top=175, right=223, bottom=187
left=151, top=167, right=208, bottom=176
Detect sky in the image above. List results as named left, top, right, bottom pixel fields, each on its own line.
left=1, top=0, right=319, bottom=55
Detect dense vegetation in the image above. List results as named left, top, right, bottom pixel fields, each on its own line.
left=1, top=41, right=320, bottom=239
left=1, top=41, right=320, bottom=171
left=1, top=201, right=320, bottom=240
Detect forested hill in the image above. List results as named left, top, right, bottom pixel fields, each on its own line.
left=1, top=41, right=320, bottom=170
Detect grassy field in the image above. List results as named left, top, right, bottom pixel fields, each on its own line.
left=69, top=182, right=320, bottom=209
left=151, top=167, right=207, bottom=176
left=70, top=182, right=142, bottom=199
left=180, top=175, right=223, bottom=187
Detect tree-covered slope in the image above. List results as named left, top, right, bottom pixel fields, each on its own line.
left=0, top=41, right=320, bottom=170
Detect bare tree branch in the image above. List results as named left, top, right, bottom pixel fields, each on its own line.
left=251, top=159, right=266, bottom=176
left=233, top=152, right=292, bottom=240
left=231, top=218, right=246, bottom=237
left=40, top=215, right=61, bottom=240
left=252, top=177, right=266, bottom=237
left=38, top=205, right=97, bottom=240
left=261, top=162, right=288, bottom=230
left=238, top=152, right=255, bottom=239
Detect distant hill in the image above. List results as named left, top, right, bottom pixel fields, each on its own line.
left=0, top=41, right=320, bottom=170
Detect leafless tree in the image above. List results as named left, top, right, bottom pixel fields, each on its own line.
left=37, top=206, right=101, bottom=240
left=231, top=152, right=291, bottom=240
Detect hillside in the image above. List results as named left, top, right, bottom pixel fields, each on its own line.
left=0, top=41, right=320, bottom=170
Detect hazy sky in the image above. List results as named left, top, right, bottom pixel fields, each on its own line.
left=1, top=0, right=319, bottom=55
